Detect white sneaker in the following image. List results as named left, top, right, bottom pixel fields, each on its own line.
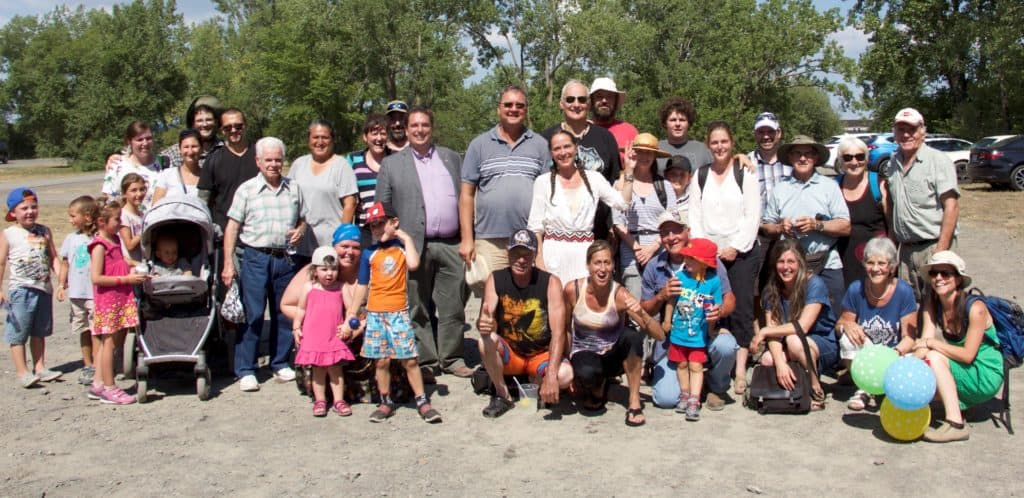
left=239, top=375, right=260, bottom=392
left=274, top=367, right=296, bottom=383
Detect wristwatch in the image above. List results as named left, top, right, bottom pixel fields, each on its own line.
left=815, top=221, right=824, bottom=232
left=624, top=174, right=635, bottom=182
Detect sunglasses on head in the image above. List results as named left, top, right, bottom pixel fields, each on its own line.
left=928, top=269, right=957, bottom=278
left=222, top=124, right=245, bottom=132
left=501, top=102, right=526, bottom=109
left=842, top=153, right=866, bottom=162
left=564, top=96, right=588, bottom=104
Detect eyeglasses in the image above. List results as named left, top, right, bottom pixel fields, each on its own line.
left=222, top=124, right=245, bottom=132
left=842, top=153, right=867, bottom=162
left=564, top=96, right=588, bottom=104
left=928, top=269, right=957, bottom=278
left=501, top=102, right=526, bottom=109
left=790, top=149, right=818, bottom=158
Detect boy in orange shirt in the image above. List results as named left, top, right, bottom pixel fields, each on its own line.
left=342, top=202, right=440, bottom=423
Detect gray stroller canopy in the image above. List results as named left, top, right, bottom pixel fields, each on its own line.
left=141, top=195, right=215, bottom=259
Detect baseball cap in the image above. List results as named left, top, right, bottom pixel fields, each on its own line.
left=332, top=223, right=361, bottom=246
left=364, top=202, right=394, bottom=224
left=664, top=155, right=692, bottom=173
left=894, top=108, right=925, bottom=127
left=655, top=208, right=688, bottom=229
left=679, top=238, right=718, bottom=269
left=507, top=229, right=538, bottom=252
left=753, top=112, right=780, bottom=131
left=6, top=187, right=37, bottom=222
left=386, top=100, right=409, bottom=114
left=311, top=246, right=339, bottom=267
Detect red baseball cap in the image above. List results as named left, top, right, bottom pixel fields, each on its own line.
left=678, top=238, right=718, bottom=269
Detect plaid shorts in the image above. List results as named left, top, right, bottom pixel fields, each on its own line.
left=361, top=309, right=417, bottom=359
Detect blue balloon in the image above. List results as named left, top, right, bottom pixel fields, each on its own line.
left=883, top=356, right=936, bottom=411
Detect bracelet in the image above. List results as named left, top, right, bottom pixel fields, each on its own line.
left=116, top=277, right=123, bottom=286
left=624, top=174, right=635, bottom=182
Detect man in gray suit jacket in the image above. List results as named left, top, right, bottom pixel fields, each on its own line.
left=376, top=107, right=472, bottom=378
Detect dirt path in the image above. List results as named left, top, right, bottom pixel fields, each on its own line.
left=1, top=191, right=1022, bottom=496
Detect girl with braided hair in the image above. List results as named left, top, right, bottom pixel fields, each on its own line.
left=527, top=130, right=631, bottom=284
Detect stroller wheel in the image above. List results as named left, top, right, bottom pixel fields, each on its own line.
left=196, top=370, right=211, bottom=401
left=137, top=376, right=148, bottom=403
left=122, top=332, right=137, bottom=380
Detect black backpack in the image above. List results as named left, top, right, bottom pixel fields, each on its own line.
left=696, top=159, right=745, bottom=194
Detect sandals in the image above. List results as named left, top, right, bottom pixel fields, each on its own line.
left=847, top=390, right=869, bottom=411
left=733, top=378, right=747, bottom=395
left=332, top=400, right=353, bottom=417
left=811, top=389, right=826, bottom=411
left=625, top=407, right=646, bottom=427
left=312, top=400, right=328, bottom=417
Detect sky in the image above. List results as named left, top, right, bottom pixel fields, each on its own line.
left=1, top=0, right=871, bottom=117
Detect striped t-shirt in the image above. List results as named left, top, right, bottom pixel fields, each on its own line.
left=347, top=149, right=379, bottom=227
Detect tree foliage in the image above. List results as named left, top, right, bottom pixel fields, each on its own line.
left=0, top=0, right=854, bottom=165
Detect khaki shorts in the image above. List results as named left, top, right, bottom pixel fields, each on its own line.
left=69, top=298, right=95, bottom=336
left=475, top=238, right=509, bottom=273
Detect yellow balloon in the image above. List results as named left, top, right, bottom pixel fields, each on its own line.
left=879, top=398, right=931, bottom=441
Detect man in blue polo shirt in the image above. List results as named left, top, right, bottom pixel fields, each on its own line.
left=459, top=85, right=550, bottom=284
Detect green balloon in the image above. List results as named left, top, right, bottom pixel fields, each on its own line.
left=851, top=344, right=899, bottom=395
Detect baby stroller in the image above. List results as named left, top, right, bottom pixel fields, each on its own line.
left=123, top=196, right=218, bottom=402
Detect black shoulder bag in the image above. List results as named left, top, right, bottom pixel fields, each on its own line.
left=744, top=320, right=816, bottom=414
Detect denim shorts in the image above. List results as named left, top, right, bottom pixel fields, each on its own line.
left=4, top=287, right=53, bottom=345
left=361, top=309, right=417, bottom=359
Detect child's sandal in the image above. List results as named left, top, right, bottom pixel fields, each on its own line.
left=312, top=400, right=328, bottom=417
left=332, top=400, right=353, bottom=417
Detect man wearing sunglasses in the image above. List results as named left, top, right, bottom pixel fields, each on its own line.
left=880, top=108, right=959, bottom=300
left=385, top=100, right=409, bottom=153
left=541, top=79, right=621, bottom=240
left=198, top=108, right=260, bottom=233
left=460, top=85, right=551, bottom=284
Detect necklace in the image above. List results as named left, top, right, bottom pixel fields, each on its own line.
left=865, top=280, right=891, bottom=301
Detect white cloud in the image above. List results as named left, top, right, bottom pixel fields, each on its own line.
left=829, top=25, right=870, bottom=59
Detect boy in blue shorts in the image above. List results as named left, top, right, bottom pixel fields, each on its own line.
left=0, top=188, right=62, bottom=388
left=342, top=202, right=441, bottom=423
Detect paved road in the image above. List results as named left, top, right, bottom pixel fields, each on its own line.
left=0, top=169, right=105, bottom=205
left=2, top=158, right=69, bottom=169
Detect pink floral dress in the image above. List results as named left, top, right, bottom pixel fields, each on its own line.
left=88, top=235, right=139, bottom=335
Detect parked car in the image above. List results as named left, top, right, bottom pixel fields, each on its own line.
left=968, top=135, right=1024, bottom=190
left=825, top=133, right=876, bottom=172
left=973, top=134, right=1016, bottom=150
left=866, top=133, right=897, bottom=171
left=924, top=137, right=974, bottom=183
left=0, top=140, right=8, bottom=164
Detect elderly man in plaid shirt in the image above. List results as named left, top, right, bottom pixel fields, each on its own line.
left=222, top=136, right=308, bottom=392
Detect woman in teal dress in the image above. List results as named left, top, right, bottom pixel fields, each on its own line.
left=914, top=251, right=1003, bottom=443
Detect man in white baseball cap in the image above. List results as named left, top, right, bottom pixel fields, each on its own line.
left=589, top=77, right=638, bottom=155
left=881, top=107, right=960, bottom=299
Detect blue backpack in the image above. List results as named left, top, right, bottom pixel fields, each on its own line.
left=968, top=289, right=1024, bottom=368
left=835, top=171, right=882, bottom=205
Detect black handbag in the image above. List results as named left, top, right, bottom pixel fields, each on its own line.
left=744, top=320, right=817, bottom=414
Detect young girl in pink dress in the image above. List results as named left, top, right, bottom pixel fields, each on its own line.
left=293, top=246, right=356, bottom=417
left=88, top=198, right=149, bottom=404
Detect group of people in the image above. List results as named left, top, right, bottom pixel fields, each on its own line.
left=0, top=80, right=1004, bottom=442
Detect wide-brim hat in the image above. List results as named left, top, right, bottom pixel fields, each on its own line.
left=678, top=238, right=718, bottom=269
left=919, top=250, right=971, bottom=288
left=778, top=135, right=829, bottom=167
left=589, top=77, right=626, bottom=109
left=620, top=132, right=670, bottom=158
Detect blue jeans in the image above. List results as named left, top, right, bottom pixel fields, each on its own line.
left=651, top=332, right=738, bottom=408
left=234, top=247, right=297, bottom=377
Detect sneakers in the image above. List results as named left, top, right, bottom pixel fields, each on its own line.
left=99, top=386, right=136, bottom=405
left=17, top=372, right=40, bottom=388
left=674, top=392, right=691, bottom=413
left=705, top=392, right=726, bottom=411
left=78, top=367, right=95, bottom=386
left=274, top=367, right=296, bottom=383
left=685, top=398, right=701, bottom=421
left=35, top=369, right=62, bottom=382
left=369, top=403, right=395, bottom=423
left=87, top=383, right=104, bottom=400
left=312, top=400, right=328, bottom=417
left=923, top=420, right=970, bottom=443
left=482, top=396, right=515, bottom=418
left=417, top=403, right=443, bottom=424
left=239, top=375, right=260, bottom=392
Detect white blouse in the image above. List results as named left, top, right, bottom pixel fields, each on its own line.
left=527, top=170, right=627, bottom=235
left=688, top=164, right=761, bottom=253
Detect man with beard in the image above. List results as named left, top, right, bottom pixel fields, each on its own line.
left=475, top=229, right=572, bottom=418
left=377, top=107, right=471, bottom=378
left=589, top=77, right=638, bottom=156
left=748, top=112, right=790, bottom=213
left=542, top=79, right=622, bottom=240
left=385, top=100, right=409, bottom=153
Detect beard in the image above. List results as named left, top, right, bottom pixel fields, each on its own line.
left=389, top=127, right=406, bottom=142
left=591, top=103, right=616, bottom=121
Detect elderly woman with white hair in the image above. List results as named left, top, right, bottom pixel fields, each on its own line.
left=834, top=236, right=918, bottom=410
left=834, top=137, right=889, bottom=287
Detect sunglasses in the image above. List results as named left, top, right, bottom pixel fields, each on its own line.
left=501, top=102, right=526, bottom=109
left=222, top=124, right=245, bottom=132
left=928, top=269, right=957, bottom=278
left=842, top=153, right=867, bottom=162
left=790, top=149, right=818, bottom=158
left=564, top=96, right=588, bottom=104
